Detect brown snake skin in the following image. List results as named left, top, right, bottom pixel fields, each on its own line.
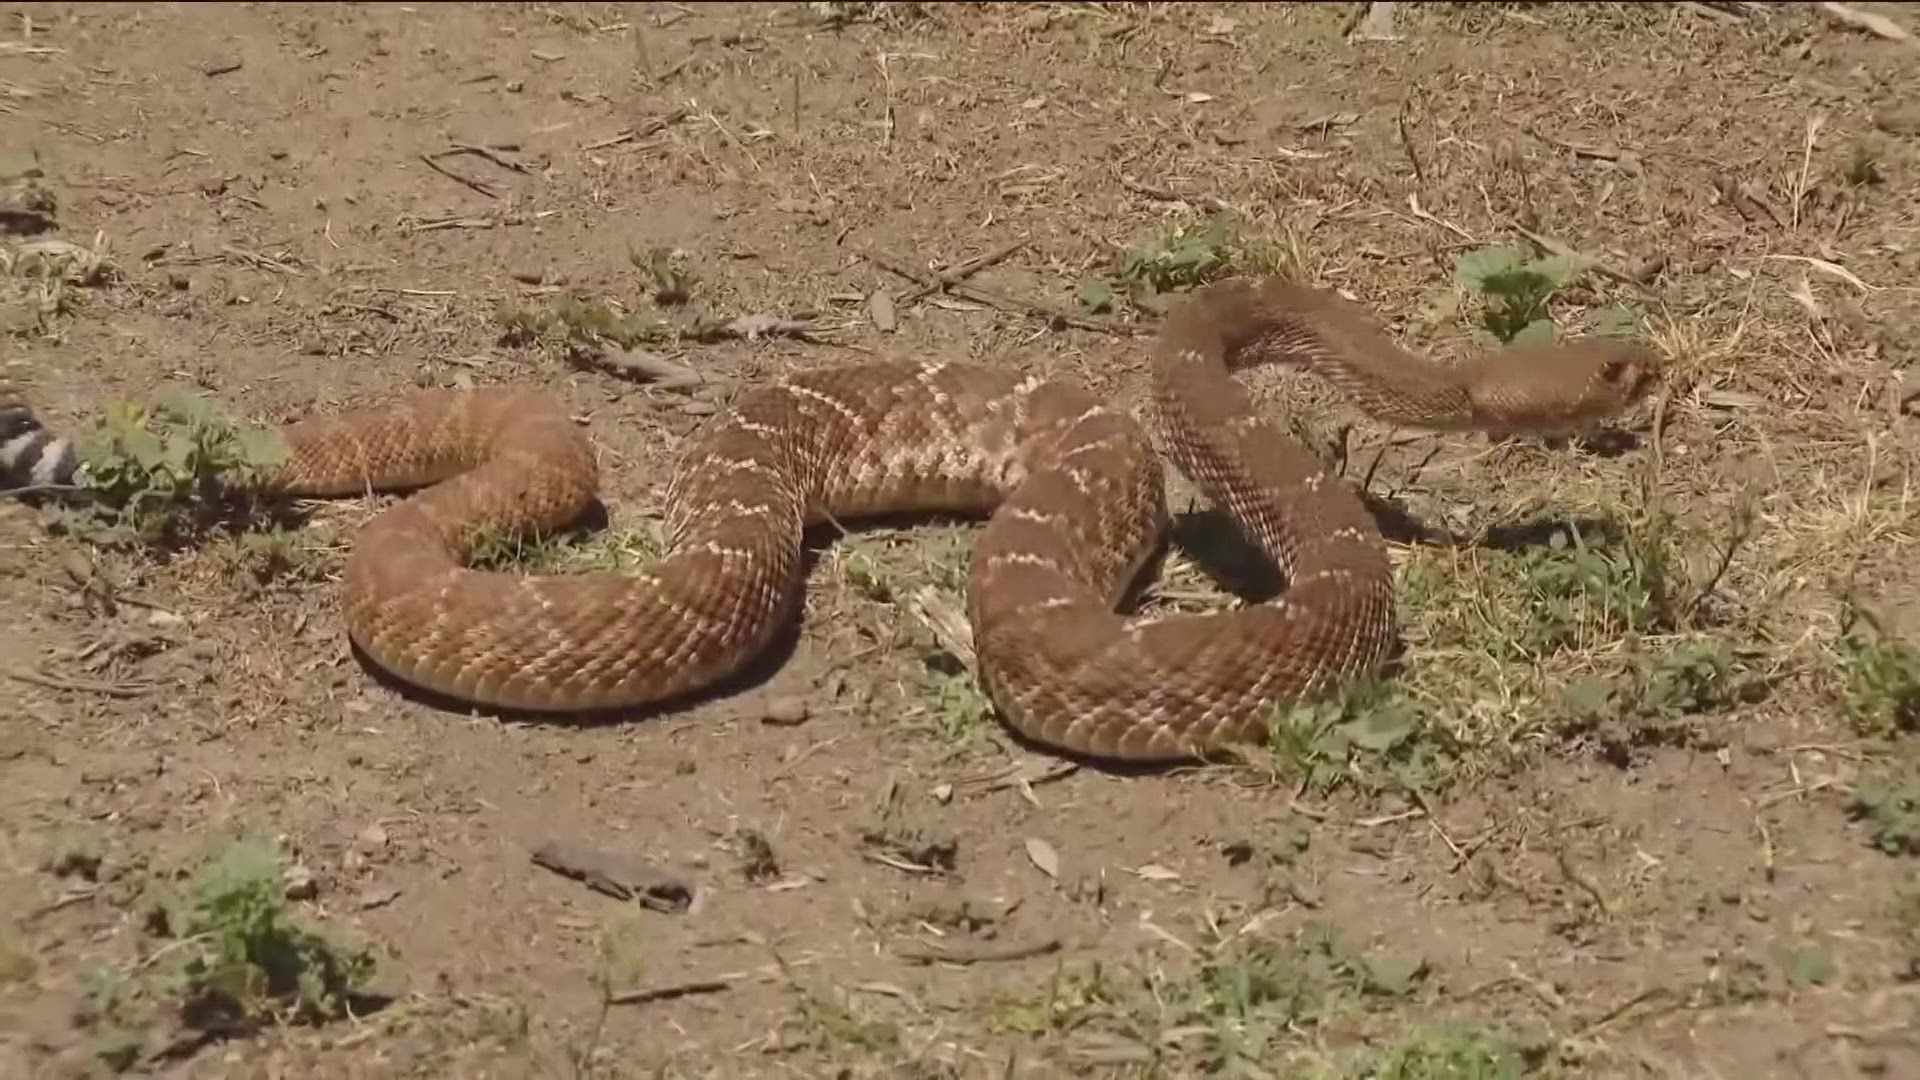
left=2, top=278, right=1658, bottom=761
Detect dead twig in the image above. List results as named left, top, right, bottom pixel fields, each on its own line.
left=582, top=347, right=723, bottom=392
left=418, top=152, right=498, bottom=199
left=530, top=841, right=693, bottom=913
left=443, top=142, right=531, bottom=175
left=896, top=240, right=1028, bottom=306
left=857, top=248, right=1135, bottom=336
left=1509, top=224, right=1655, bottom=294
left=8, top=666, right=153, bottom=699
left=584, top=107, right=692, bottom=151
left=1816, top=2, right=1918, bottom=47
left=893, top=936, right=1063, bottom=965
left=608, top=978, right=732, bottom=1006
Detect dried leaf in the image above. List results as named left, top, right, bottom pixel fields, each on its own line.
left=868, top=289, right=897, bottom=332
left=1024, top=837, right=1059, bottom=879
left=1132, top=864, right=1181, bottom=882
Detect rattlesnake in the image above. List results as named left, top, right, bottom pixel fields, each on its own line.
left=1, top=278, right=1657, bottom=761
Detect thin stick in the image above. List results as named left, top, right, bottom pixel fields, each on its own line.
left=9, top=666, right=153, bottom=699
left=444, top=142, right=530, bottom=174
left=897, top=240, right=1028, bottom=306
left=893, top=937, right=1063, bottom=965
left=418, top=153, right=497, bottom=199
left=608, top=978, right=732, bottom=1006
left=858, top=249, right=1135, bottom=336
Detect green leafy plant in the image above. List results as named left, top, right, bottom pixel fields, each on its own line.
left=1258, top=679, right=1442, bottom=796
left=1455, top=244, right=1639, bottom=347
left=1848, top=768, right=1920, bottom=857
left=145, top=834, right=376, bottom=1027
left=1560, top=637, right=1765, bottom=766
left=1510, top=527, right=1670, bottom=657
left=1837, top=602, right=1920, bottom=739
left=1371, top=1023, right=1542, bottom=1080
left=1080, top=216, right=1236, bottom=314
left=71, top=385, right=287, bottom=545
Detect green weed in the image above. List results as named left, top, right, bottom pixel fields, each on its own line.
left=1454, top=244, right=1640, bottom=347
left=1507, top=526, right=1670, bottom=658
left=1369, top=1023, right=1543, bottom=1080
left=1079, top=215, right=1237, bottom=314
left=1559, top=637, right=1766, bottom=766
left=1255, top=679, right=1446, bottom=797
left=999, top=922, right=1426, bottom=1074
left=68, top=385, right=288, bottom=546
left=145, top=833, right=376, bottom=1027
left=1848, top=767, right=1920, bottom=857
left=1890, top=871, right=1920, bottom=980
left=1837, top=603, right=1920, bottom=739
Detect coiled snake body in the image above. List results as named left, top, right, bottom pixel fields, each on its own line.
left=1, top=279, right=1656, bottom=761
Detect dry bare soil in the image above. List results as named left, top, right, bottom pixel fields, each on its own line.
left=3, top=3, right=1920, bottom=1077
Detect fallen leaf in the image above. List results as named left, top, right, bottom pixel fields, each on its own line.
left=868, top=289, right=896, bottom=333
left=1132, top=864, right=1181, bottom=882
left=1024, top=837, right=1059, bottom=879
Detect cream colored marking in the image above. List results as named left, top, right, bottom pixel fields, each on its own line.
left=728, top=419, right=781, bottom=439
left=783, top=384, right=865, bottom=427
left=1001, top=505, right=1066, bottom=527
left=985, top=550, right=1065, bottom=571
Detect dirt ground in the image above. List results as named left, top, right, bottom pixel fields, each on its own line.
left=3, top=2, right=1920, bottom=1077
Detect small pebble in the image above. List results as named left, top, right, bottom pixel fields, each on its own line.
left=761, top=697, right=809, bottom=727
left=283, top=864, right=318, bottom=900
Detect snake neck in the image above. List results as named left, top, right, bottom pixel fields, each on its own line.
left=1157, top=279, right=1480, bottom=431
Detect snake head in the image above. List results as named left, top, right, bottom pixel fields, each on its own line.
left=1466, top=340, right=1662, bottom=438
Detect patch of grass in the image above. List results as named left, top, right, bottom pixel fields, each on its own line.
left=829, top=528, right=1008, bottom=754
left=1836, top=602, right=1920, bottom=739
left=997, top=922, right=1428, bottom=1074
left=913, top=654, right=1002, bottom=750
left=1890, top=871, right=1920, bottom=981
left=1454, top=243, right=1640, bottom=347
left=1847, top=767, right=1920, bottom=856
left=0, top=923, right=36, bottom=986
left=1505, top=527, right=1671, bottom=657
left=467, top=517, right=666, bottom=575
left=1558, top=637, right=1767, bottom=767
left=67, top=384, right=288, bottom=547
left=1368, top=1023, right=1544, bottom=1080
left=780, top=961, right=904, bottom=1059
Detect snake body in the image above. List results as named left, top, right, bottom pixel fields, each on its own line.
left=1, top=278, right=1656, bottom=761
